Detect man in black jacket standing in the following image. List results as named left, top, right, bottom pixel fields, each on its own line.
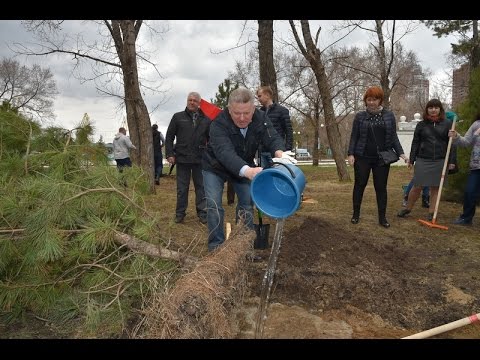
left=152, top=124, right=165, bottom=185
left=165, top=92, right=210, bottom=224
left=202, top=87, right=286, bottom=252
left=257, top=85, right=293, bottom=166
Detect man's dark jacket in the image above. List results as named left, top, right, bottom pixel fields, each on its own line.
left=165, top=108, right=210, bottom=164
left=152, top=128, right=163, bottom=155
left=260, top=102, right=293, bottom=150
left=203, top=108, right=286, bottom=180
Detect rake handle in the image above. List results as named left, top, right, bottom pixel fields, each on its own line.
left=403, top=312, right=479, bottom=339
left=432, top=120, right=456, bottom=222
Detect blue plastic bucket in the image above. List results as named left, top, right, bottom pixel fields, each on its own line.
left=250, top=163, right=306, bottom=219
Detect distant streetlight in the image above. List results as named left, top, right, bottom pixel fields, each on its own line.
left=318, top=123, right=325, bottom=150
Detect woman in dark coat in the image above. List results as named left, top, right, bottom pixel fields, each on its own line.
left=397, top=99, right=455, bottom=221
left=347, top=86, right=408, bottom=228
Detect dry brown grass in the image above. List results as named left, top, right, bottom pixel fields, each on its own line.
left=283, top=165, right=470, bottom=243
left=140, top=224, right=255, bottom=339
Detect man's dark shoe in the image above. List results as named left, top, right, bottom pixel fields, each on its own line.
left=155, top=179, right=160, bottom=185
left=427, top=213, right=434, bottom=221
left=174, top=215, right=185, bottom=223
left=452, top=217, right=472, bottom=226
left=199, top=217, right=207, bottom=224
left=351, top=217, right=359, bottom=224
left=379, top=218, right=390, bottom=228
left=397, top=209, right=411, bottom=217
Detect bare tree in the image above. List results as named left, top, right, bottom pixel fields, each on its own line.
left=281, top=45, right=370, bottom=165
left=16, top=20, right=168, bottom=193
left=257, top=20, right=278, bottom=101
left=280, top=52, right=322, bottom=163
left=289, top=20, right=350, bottom=181
left=334, top=20, right=419, bottom=109
left=228, top=47, right=260, bottom=90
left=0, top=58, right=57, bottom=120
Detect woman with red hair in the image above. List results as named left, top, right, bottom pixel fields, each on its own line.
left=347, top=86, right=408, bottom=228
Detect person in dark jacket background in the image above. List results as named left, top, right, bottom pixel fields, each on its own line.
left=165, top=92, right=210, bottom=224
left=202, top=87, right=286, bottom=252
left=398, top=99, right=456, bottom=221
left=347, top=86, right=408, bottom=228
left=152, top=124, right=165, bottom=185
left=256, top=85, right=293, bottom=166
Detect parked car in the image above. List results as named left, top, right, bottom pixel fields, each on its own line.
left=295, top=149, right=312, bottom=160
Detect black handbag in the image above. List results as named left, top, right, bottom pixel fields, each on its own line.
left=378, top=149, right=399, bottom=166
left=370, top=121, right=399, bottom=166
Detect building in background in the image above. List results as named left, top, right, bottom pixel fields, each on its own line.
left=390, top=64, right=429, bottom=120
left=452, top=63, right=470, bottom=109
left=406, top=65, right=430, bottom=106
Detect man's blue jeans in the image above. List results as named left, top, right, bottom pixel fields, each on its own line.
left=460, top=169, right=480, bottom=222
left=154, top=152, right=163, bottom=179
left=202, top=170, right=254, bottom=252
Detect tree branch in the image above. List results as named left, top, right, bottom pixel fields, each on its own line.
left=14, top=43, right=121, bottom=68
left=0, top=227, right=197, bottom=266
left=113, top=231, right=197, bottom=266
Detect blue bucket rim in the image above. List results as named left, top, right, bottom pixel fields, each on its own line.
left=250, top=166, right=302, bottom=219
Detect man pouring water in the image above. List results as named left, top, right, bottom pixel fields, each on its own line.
left=202, top=87, right=295, bottom=252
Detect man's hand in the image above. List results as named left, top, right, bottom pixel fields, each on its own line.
left=244, top=166, right=263, bottom=180
left=448, top=130, right=458, bottom=138
left=167, top=156, right=176, bottom=165
left=347, top=155, right=355, bottom=166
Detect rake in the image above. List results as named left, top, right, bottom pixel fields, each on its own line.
left=417, top=116, right=456, bottom=230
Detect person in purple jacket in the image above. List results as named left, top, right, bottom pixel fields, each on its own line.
left=449, top=112, right=480, bottom=225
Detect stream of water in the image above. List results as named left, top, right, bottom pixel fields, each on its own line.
left=254, top=218, right=285, bottom=339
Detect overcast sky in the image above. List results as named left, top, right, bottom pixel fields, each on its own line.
left=0, top=20, right=458, bottom=142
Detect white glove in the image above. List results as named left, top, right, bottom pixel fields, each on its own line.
left=284, top=150, right=295, bottom=157
left=272, top=153, right=297, bottom=165
left=282, top=152, right=298, bottom=164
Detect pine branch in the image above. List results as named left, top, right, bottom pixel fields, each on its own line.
left=63, top=186, right=151, bottom=218
left=0, top=228, right=198, bottom=265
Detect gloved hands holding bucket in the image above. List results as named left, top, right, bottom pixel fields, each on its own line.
left=272, top=152, right=297, bottom=165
